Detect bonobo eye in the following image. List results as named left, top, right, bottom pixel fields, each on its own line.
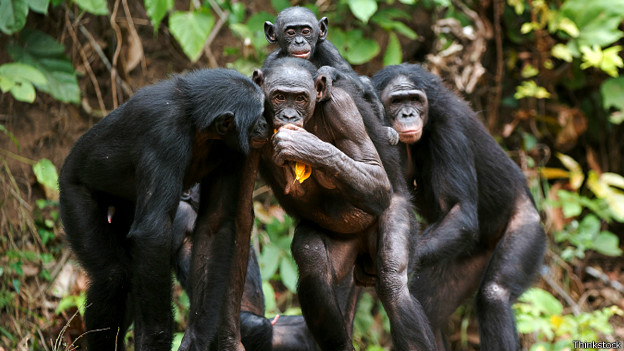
left=273, top=93, right=286, bottom=104
left=295, top=94, right=307, bottom=104
left=286, top=29, right=296, bottom=36
left=411, top=96, right=421, bottom=103
left=301, top=28, right=311, bottom=36
left=391, top=98, right=400, bottom=105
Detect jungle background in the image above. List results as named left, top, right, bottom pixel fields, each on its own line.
left=1, top=0, right=623, bottom=350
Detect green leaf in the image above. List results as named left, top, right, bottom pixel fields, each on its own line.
left=0, top=62, right=47, bottom=85
left=279, top=257, right=298, bottom=293
left=578, top=214, right=601, bottom=238
left=32, top=158, right=59, bottom=195
left=383, top=32, right=402, bottom=66
left=390, top=21, right=418, bottom=40
left=602, top=77, right=624, bottom=111
left=9, top=80, right=36, bottom=102
left=169, top=9, right=215, bottom=62
left=348, top=0, right=377, bottom=23
left=8, top=29, right=80, bottom=103
left=260, top=244, right=281, bottom=279
left=144, top=0, right=173, bottom=31
left=0, top=0, right=29, bottom=34
left=271, top=0, right=290, bottom=13
left=74, top=0, right=108, bottom=15
left=518, top=288, right=563, bottom=316
left=337, top=30, right=380, bottom=65
left=27, top=0, right=48, bottom=14
left=593, top=231, right=623, bottom=256
left=552, top=43, right=574, bottom=62
left=561, top=0, right=624, bottom=48
left=0, top=125, right=19, bottom=148
left=262, top=281, right=276, bottom=314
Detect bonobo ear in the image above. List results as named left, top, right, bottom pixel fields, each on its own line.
left=252, top=69, right=264, bottom=87
left=315, top=75, right=331, bottom=102
left=318, top=17, right=328, bottom=41
left=264, top=21, right=277, bottom=44
left=215, top=112, right=235, bottom=136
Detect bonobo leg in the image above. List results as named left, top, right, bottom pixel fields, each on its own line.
left=475, top=194, right=546, bottom=351
left=410, top=252, right=491, bottom=350
left=60, top=184, right=133, bottom=351
left=128, top=187, right=181, bottom=350
left=180, top=169, right=243, bottom=351
left=291, top=221, right=360, bottom=351
left=376, top=194, right=436, bottom=350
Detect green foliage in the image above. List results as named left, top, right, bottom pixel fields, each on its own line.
left=0, top=62, right=47, bottom=103
left=348, top=0, right=378, bottom=24
left=55, top=290, right=86, bottom=315
left=169, top=8, right=215, bottom=62
left=330, top=28, right=380, bottom=65
left=514, top=288, right=623, bottom=351
left=32, top=158, right=59, bottom=196
left=0, top=0, right=37, bottom=34
left=554, top=213, right=623, bottom=260
left=144, top=0, right=174, bottom=31
left=258, top=216, right=298, bottom=295
left=353, top=292, right=391, bottom=351
left=74, top=0, right=108, bottom=15
left=8, top=29, right=80, bottom=103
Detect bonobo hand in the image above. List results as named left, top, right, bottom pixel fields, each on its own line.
left=272, top=124, right=332, bottom=167
left=386, top=127, right=399, bottom=146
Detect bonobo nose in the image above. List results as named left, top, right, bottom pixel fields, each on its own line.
left=401, top=109, right=415, bottom=118
left=282, top=110, right=298, bottom=121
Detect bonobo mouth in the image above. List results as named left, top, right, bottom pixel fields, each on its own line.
left=273, top=121, right=304, bottom=130
left=398, top=130, right=422, bottom=144
left=250, top=137, right=269, bottom=149
left=291, top=51, right=310, bottom=59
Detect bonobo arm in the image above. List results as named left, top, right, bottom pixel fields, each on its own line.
left=272, top=88, right=392, bottom=215
left=415, top=132, right=480, bottom=266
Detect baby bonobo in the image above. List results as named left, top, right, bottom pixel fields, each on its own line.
left=264, top=6, right=399, bottom=145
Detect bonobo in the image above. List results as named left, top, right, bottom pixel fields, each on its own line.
left=372, top=63, right=546, bottom=351
left=253, top=58, right=435, bottom=351
left=59, top=69, right=267, bottom=351
left=172, top=186, right=338, bottom=351
left=264, top=6, right=398, bottom=145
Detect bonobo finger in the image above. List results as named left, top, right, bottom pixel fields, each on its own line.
left=282, top=123, right=303, bottom=131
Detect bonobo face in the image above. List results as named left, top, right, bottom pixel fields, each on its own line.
left=263, top=67, right=317, bottom=129
left=249, top=112, right=269, bottom=149
left=381, top=75, right=429, bottom=144
left=265, top=7, right=328, bottom=60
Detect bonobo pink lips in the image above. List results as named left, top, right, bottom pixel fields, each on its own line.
left=292, top=51, right=310, bottom=59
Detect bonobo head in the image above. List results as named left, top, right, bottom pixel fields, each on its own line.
left=265, top=7, right=328, bottom=60
left=372, top=65, right=431, bottom=144
left=180, top=69, right=268, bottom=152
left=252, top=58, right=329, bottom=130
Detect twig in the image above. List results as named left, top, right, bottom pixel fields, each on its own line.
left=67, top=10, right=134, bottom=97
left=540, top=268, right=581, bottom=316
left=64, top=10, right=107, bottom=114
left=110, top=0, right=123, bottom=109
left=0, top=148, right=36, bottom=165
left=121, top=0, right=147, bottom=73
left=585, top=266, right=624, bottom=294
left=202, top=0, right=229, bottom=68
left=488, top=0, right=504, bottom=132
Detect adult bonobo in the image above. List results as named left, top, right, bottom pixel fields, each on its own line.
left=372, top=64, right=546, bottom=351
left=172, top=186, right=329, bottom=351
left=59, top=69, right=268, bottom=351
left=253, top=58, right=435, bottom=351
left=264, top=6, right=398, bottom=145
